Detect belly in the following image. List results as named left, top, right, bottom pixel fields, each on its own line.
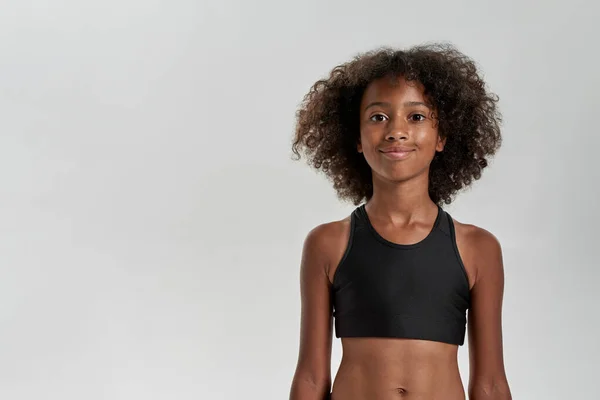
left=331, top=337, right=466, bottom=400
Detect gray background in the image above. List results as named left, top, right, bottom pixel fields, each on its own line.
left=0, top=0, right=598, bottom=399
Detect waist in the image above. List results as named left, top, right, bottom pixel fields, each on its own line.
left=335, top=312, right=467, bottom=345
left=332, top=337, right=464, bottom=400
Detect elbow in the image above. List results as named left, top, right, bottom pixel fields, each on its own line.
left=290, top=372, right=331, bottom=400
left=468, top=380, right=512, bottom=400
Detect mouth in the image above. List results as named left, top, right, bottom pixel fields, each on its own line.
left=379, top=149, right=415, bottom=160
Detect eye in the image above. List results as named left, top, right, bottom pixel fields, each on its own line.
left=410, top=114, right=426, bottom=122
left=369, top=114, right=387, bottom=122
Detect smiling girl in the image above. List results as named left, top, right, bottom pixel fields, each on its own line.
left=289, top=43, right=511, bottom=400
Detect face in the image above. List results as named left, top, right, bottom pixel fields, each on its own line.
left=357, top=75, right=445, bottom=182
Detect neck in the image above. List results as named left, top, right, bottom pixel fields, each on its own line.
left=366, top=171, right=437, bottom=221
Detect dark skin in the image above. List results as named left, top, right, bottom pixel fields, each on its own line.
left=290, top=76, right=511, bottom=400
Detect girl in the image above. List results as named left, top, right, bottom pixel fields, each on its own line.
left=289, top=43, right=511, bottom=400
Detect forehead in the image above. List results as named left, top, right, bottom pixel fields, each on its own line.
left=361, top=75, right=426, bottom=104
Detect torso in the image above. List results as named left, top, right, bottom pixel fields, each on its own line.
left=323, top=206, right=478, bottom=399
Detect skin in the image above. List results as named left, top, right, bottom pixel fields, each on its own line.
left=290, top=76, right=512, bottom=400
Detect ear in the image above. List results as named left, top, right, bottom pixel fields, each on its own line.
left=357, top=140, right=363, bottom=153
left=436, top=136, right=446, bottom=153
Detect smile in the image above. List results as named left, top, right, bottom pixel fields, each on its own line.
left=380, top=150, right=414, bottom=160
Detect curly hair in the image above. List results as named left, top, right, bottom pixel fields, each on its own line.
left=291, top=43, right=502, bottom=206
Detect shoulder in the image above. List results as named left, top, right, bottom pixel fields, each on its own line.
left=302, top=215, right=352, bottom=284
left=450, top=216, right=503, bottom=288
left=454, top=218, right=502, bottom=253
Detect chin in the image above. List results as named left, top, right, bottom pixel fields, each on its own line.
left=379, top=171, right=412, bottom=182
left=377, top=166, right=424, bottom=182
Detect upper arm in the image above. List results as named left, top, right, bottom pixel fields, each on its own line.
left=467, top=229, right=512, bottom=398
left=291, top=223, right=341, bottom=397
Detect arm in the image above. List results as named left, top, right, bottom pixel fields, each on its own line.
left=289, top=225, right=335, bottom=400
left=467, top=229, right=512, bottom=400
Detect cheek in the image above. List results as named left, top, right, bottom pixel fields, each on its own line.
left=358, top=128, right=378, bottom=150
left=415, top=127, right=440, bottom=146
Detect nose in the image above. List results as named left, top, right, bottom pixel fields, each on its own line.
left=385, top=118, right=409, bottom=141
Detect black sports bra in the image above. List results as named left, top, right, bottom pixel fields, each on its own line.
left=331, top=204, right=471, bottom=345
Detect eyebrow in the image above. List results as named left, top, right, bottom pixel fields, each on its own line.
left=364, top=101, right=431, bottom=111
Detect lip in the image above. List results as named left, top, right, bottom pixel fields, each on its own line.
left=379, top=147, right=415, bottom=160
